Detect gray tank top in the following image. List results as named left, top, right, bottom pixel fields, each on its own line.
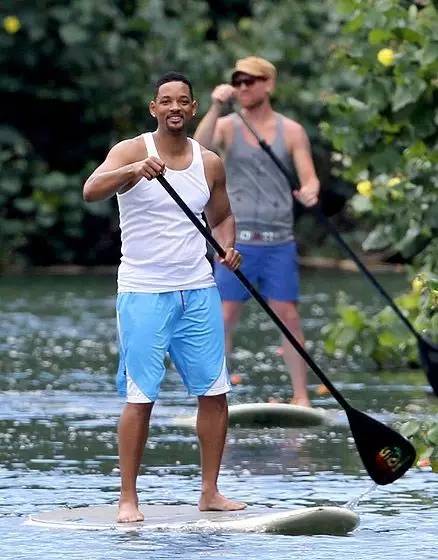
left=225, top=113, right=295, bottom=245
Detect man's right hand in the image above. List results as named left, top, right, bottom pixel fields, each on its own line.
left=211, top=84, right=235, bottom=107
left=132, top=156, right=166, bottom=181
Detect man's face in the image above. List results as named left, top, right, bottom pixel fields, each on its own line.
left=231, top=72, right=272, bottom=109
left=150, top=81, right=197, bottom=132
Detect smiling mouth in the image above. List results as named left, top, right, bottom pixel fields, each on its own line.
left=167, top=115, right=183, bottom=123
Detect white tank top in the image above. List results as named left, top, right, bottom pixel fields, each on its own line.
left=116, top=133, right=215, bottom=292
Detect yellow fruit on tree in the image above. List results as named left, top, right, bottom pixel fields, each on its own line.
left=356, top=180, right=373, bottom=197
left=377, top=48, right=395, bottom=67
left=411, top=276, right=424, bottom=294
left=387, top=177, right=401, bottom=188
left=3, top=16, right=21, bottom=34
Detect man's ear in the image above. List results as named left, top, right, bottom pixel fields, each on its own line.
left=265, top=78, right=275, bottom=96
left=149, top=100, right=156, bottom=118
left=192, top=99, right=198, bottom=117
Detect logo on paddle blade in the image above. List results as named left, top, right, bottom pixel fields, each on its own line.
left=376, top=446, right=410, bottom=473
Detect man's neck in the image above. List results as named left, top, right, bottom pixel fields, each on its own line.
left=241, top=100, right=274, bottom=123
left=153, top=128, right=189, bottom=155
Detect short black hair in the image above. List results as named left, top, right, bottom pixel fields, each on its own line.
left=154, top=72, right=194, bottom=99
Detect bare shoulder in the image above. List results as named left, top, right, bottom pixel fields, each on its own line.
left=282, top=116, right=307, bottom=137
left=200, top=146, right=225, bottom=174
left=108, top=135, right=147, bottom=162
left=199, top=146, right=225, bottom=190
left=218, top=114, right=235, bottom=129
left=281, top=115, right=310, bottom=149
left=219, top=113, right=234, bottom=136
left=200, top=146, right=223, bottom=168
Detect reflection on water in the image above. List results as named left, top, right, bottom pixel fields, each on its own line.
left=0, top=271, right=437, bottom=560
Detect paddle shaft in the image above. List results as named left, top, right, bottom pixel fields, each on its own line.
left=156, top=174, right=350, bottom=411
left=236, top=110, right=427, bottom=345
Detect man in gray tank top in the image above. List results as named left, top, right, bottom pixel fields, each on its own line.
left=195, top=56, right=320, bottom=407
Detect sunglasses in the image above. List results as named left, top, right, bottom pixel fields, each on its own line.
left=231, top=76, right=267, bottom=88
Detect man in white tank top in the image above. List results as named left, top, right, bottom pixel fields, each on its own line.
left=83, top=72, right=245, bottom=522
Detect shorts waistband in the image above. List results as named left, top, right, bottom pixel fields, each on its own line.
left=237, top=230, right=294, bottom=243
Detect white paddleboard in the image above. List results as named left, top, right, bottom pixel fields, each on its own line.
left=27, top=504, right=359, bottom=536
left=174, top=403, right=327, bottom=429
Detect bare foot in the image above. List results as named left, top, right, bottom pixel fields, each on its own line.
left=291, top=397, right=312, bottom=408
left=315, top=383, right=331, bottom=396
left=268, top=396, right=312, bottom=408
left=199, top=492, right=247, bottom=511
left=117, top=500, right=144, bottom=523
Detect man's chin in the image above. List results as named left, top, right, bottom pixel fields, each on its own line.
left=165, top=122, right=185, bottom=133
left=240, top=100, right=262, bottom=110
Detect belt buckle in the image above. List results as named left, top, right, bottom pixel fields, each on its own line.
left=262, top=231, right=275, bottom=242
left=239, top=230, right=276, bottom=242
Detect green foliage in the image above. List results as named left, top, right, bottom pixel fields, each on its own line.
left=2, top=0, right=436, bottom=271
left=322, top=0, right=438, bottom=269
left=1, top=0, right=352, bottom=266
left=399, top=418, right=438, bottom=472
left=0, top=0, right=227, bottom=266
left=320, top=0, right=438, bottom=366
left=0, top=125, right=86, bottom=266
left=321, top=272, right=438, bottom=368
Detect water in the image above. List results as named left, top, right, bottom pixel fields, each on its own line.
left=1, top=270, right=437, bottom=560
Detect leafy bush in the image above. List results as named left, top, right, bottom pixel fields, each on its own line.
left=0, top=125, right=89, bottom=266
left=322, top=0, right=438, bottom=269
left=322, top=273, right=438, bottom=368
left=320, top=0, right=438, bottom=366
left=0, top=0, right=229, bottom=266
left=1, top=0, right=357, bottom=267
left=399, top=418, right=438, bottom=472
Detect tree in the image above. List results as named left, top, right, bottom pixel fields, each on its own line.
left=1, top=0, right=352, bottom=267
left=322, top=0, right=438, bottom=270
left=321, top=0, right=438, bottom=367
left=0, top=0, right=223, bottom=266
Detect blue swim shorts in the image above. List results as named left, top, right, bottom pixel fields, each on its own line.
left=116, top=287, right=230, bottom=402
left=215, top=241, right=300, bottom=302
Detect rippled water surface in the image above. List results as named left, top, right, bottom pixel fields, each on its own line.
left=1, top=271, right=437, bottom=560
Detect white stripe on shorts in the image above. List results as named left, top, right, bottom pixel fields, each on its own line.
left=125, top=357, right=230, bottom=403
left=126, top=370, right=152, bottom=403
left=204, top=357, right=231, bottom=396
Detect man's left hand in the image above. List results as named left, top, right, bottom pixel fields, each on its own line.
left=220, top=247, right=242, bottom=271
left=293, top=186, right=319, bottom=208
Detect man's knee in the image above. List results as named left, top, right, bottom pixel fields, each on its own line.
left=198, top=393, right=227, bottom=411
left=124, top=402, right=153, bottom=419
left=222, top=302, right=242, bottom=329
left=271, top=302, right=301, bottom=328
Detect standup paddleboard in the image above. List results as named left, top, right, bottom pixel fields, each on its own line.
left=174, top=403, right=327, bottom=429
left=27, top=504, right=359, bottom=536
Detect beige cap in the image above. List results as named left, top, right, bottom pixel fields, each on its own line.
left=231, top=56, right=277, bottom=81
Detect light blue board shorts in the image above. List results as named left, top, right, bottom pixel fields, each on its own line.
left=116, top=287, right=230, bottom=403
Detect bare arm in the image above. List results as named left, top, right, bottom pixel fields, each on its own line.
left=285, top=121, right=320, bottom=207
left=203, top=152, right=240, bottom=270
left=194, top=84, right=234, bottom=151
left=83, top=138, right=165, bottom=202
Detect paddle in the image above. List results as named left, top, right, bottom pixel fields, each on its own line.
left=235, top=109, right=438, bottom=397
left=156, top=173, right=416, bottom=485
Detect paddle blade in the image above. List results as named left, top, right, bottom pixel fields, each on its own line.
left=418, top=338, right=438, bottom=397
left=346, top=407, right=416, bottom=485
